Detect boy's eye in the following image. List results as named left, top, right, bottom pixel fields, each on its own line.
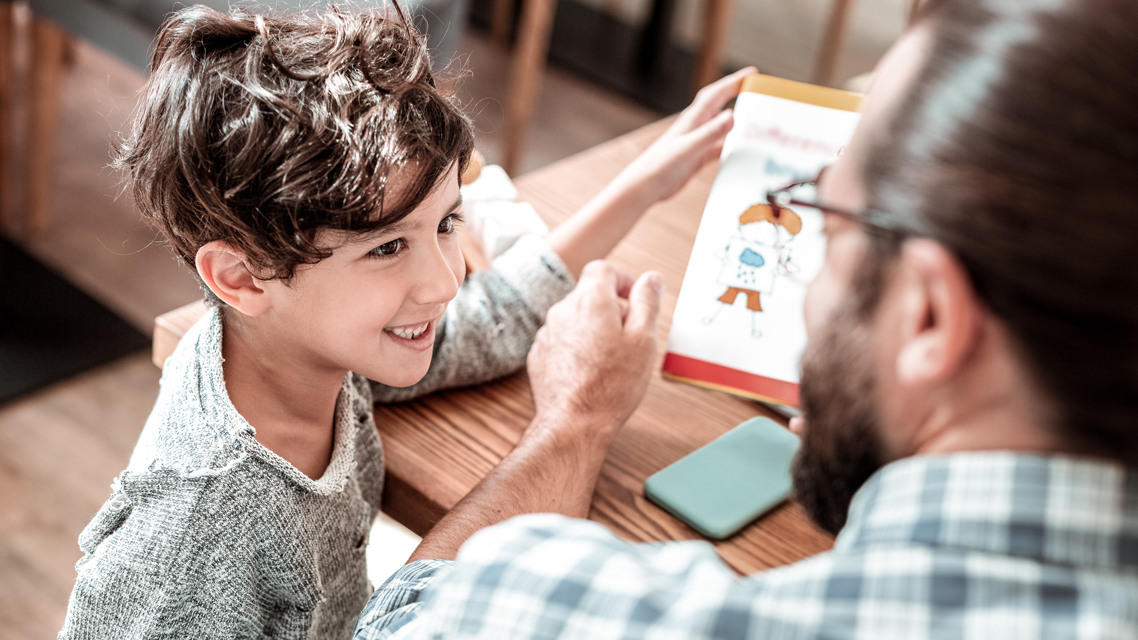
left=371, top=238, right=404, bottom=257
left=438, top=215, right=456, bottom=234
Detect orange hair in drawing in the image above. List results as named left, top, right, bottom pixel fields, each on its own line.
left=738, top=203, right=803, bottom=235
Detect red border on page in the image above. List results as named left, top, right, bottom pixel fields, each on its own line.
left=662, top=352, right=800, bottom=406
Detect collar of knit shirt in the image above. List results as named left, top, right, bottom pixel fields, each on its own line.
left=132, top=306, right=366, bottom=494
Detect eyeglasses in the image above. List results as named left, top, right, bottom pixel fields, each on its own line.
left=765, top=170, right=911, bottom=239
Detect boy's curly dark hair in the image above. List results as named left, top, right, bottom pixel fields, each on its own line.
left=115, top=2, right=474, bottom=289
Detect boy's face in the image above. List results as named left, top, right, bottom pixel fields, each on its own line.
left=261, top=164, right=465, bottom=387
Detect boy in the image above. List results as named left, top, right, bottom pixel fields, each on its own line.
left=59, top=3, right=751, bottom=638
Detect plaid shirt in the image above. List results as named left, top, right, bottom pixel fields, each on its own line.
left=355, top=452, right=1138, bottom=639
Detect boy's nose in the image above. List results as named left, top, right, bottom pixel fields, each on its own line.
left=412, top=241, right=462, bottom=306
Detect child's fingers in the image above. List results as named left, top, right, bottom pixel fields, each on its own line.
left=678, top=66, right=757, bottom=130
left=700, top=66, right=757, bottom=100
left=679, top=109, right=733, bottom=157
left=700, top=143, right=725, bottom=166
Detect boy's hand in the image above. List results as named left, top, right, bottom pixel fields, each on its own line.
left=621, top=66, right=758, bottom=204
left=545, top=67, right=758, bottom=278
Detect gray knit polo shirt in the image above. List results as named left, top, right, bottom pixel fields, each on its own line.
left=59, top=236, right=575, bottom=640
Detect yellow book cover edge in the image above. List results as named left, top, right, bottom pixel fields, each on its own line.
left=741, top=74, right=863, bottom=113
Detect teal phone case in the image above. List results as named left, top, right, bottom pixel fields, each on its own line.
left=644, top=417, right=800, bottom=540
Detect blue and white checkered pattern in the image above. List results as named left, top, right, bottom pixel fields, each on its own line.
left=356, top=452, right=1138, bottom=639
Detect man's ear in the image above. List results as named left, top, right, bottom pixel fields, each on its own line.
left=894, top=239, right=983, bottom=386
left=195, top=241, right=272, bottom=317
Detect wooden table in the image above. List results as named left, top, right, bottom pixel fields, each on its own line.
left=153, top=118, right=834, bottom=575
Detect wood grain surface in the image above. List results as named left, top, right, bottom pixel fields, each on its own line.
left=153, top=118, right=834, bottom=576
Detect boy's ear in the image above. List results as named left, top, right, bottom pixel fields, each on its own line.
left=195, top=241, right=272, bottom=317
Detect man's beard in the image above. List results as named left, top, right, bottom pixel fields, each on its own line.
left=792, top=289, right=889, bottom=536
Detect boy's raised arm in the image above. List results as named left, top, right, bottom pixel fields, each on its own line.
left=546, top=67, right=756, bottom=277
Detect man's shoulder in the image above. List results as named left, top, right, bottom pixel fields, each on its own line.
left=455, top=513, right=840, bottom=593
left=408, top=513, right=1075, bottom=640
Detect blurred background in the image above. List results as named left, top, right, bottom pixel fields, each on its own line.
left=0, top=0, right=913, bottom=636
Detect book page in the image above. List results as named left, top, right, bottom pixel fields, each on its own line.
left=665, top=91, right=860, bottom=398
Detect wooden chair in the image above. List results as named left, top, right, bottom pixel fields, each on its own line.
left=813, top=0, right=924, bottom=88
left=0, top=2, right=70, bottom=236
left=812, top=0, right=855, bottom=89
left=495, top=0, right=926, bottom=176
left=0, top=1, right=12, bottom=233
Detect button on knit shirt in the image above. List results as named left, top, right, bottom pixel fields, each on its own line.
left=355, top=452, right=1138, bottom=639
left=59, top=236, right=575, bottom=640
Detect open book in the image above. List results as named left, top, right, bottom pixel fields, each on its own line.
left=662, top=75, right=862, bottom=407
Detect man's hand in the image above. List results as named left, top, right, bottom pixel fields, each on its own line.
left=406, top=263, right=665, bottom=563
left=526, top=261, right=665, bottom=441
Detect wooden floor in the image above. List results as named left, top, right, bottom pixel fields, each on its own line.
left=0, top=354, right=157, bottom=639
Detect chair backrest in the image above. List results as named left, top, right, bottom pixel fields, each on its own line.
left=28, top=0, right=465, bottom=73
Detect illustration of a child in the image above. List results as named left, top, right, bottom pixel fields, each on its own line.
left=58, top=4, right=754, bottom=638
left=704, top=202, right=802, bottom=337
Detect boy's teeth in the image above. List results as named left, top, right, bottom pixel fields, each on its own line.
left=391, top=323, right=427, bottom=339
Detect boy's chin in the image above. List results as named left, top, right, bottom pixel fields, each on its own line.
left=363, top=359, right=432, bottom=388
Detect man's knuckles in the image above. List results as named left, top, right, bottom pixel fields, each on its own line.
left=580, top=259, right=618, bottom=283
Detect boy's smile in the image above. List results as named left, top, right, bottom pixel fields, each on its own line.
left=383, top=316, right=441, bottom=354
left=386, top=319, right=434, bottom=344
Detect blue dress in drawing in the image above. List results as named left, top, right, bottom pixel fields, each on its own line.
left=703, top=203, right=802, bottom=337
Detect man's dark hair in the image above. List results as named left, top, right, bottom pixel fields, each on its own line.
left=115, top=2, right=474, bottom=289
left=863, top=0, right=1138, bottom=462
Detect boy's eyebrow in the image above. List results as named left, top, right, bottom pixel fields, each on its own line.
left=361, top=195, right=463, bottom=240
left=445, top=195, right=464, bottom=216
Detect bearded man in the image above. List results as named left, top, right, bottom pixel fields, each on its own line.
left=355, top=0, right=1138, bottom=637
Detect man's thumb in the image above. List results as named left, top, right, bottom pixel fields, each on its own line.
left=625, top=271, right=665, bottom=337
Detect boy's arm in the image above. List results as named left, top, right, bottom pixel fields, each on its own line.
left=61, top=477, right=313, bottom=640
left=61, top=548, right=168, bottom=638
left=545, top=67, right=756, bottom=278
left=61, top=484, right=195, bottom=639
left=370, top=234, right=574, bottom=404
